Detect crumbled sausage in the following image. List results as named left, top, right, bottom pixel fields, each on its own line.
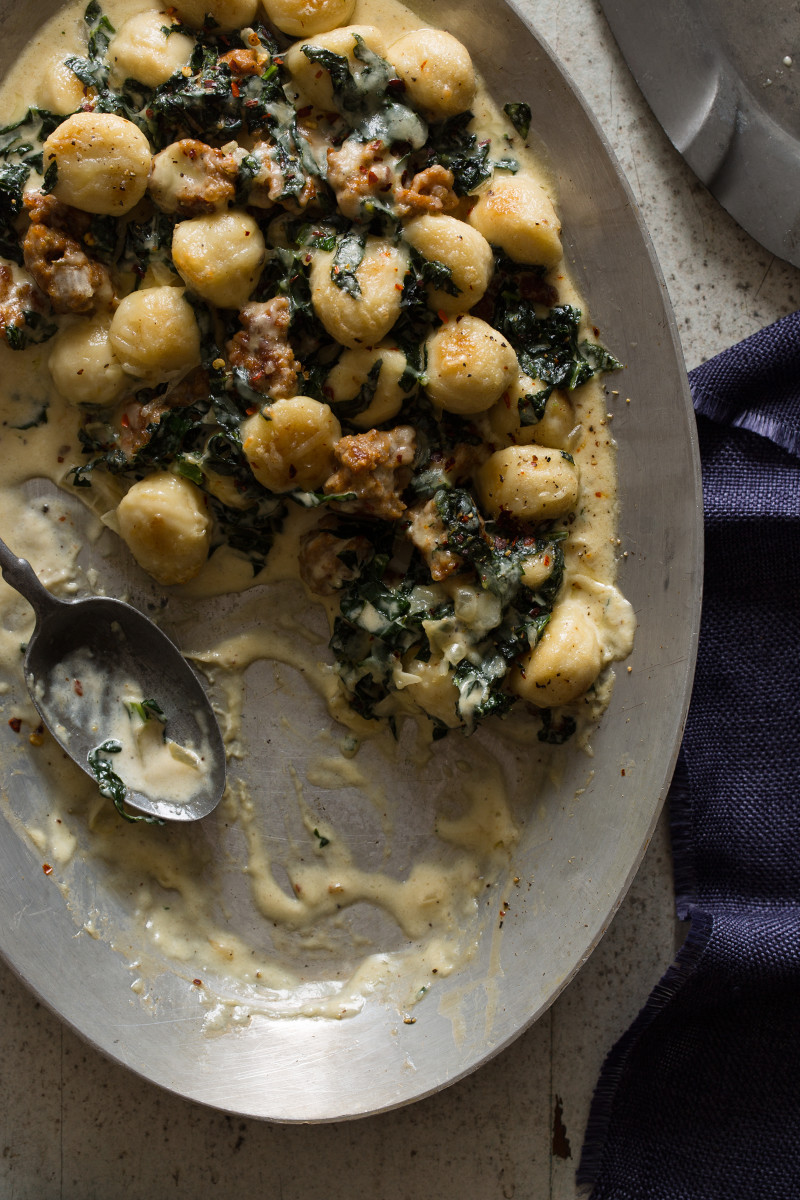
left=326, top=140, right=395, bottom=221
left=22, top=192, right=113, bottom=315
left=298, top=524, right=372, bottom=596
left=219, top=47, right=269, bottom=76
left=117, top=368, right=209, bottom=459
left=395, top=165, right=459, bottom=218
left=404, top=498, right=463, bottom=581
left=148, top=139, right=239, bottom=216
left=226, top=297, right=301, bottom=399
left=0, top=263, right=49, bottom=346
left=324, top=426, right=416, bottom=520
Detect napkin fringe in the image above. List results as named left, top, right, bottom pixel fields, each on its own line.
left=576, top=908, right=714, bottom=1192
left=732, top=407, right=800, bottom=459
left=692, top=391, right=800, bottom=459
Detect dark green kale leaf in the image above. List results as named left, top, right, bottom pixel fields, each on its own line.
left=301, top=33, right=394, bottom=117
left=329, top=358, right=382, bottom=421
left=208, top=490, right=286, bottom=574
left=87, top=739, right=165, bottom=825
left=452, top=653, right=515, bottom=727
left=119, top=209, right=175, bottom=284
left=425, top=112, right=492, bottom=196
left=0, top=162, right=32, bottom=264
left=489, top=256, right=622, bottom=413
left=126, top=697, right=166, bottom=723
left=503, top=101, right=531, bottom=139
left=537, top=708, right=577, bottom=744
left=407, top=245, right=460, bottom=298
left=4, top=310, right=59, bottom=351
left=331, top=229, right=366, bottom=297
left=63, top=0, right=116, bottom=92
left=143, top=26, right=287, bottom=150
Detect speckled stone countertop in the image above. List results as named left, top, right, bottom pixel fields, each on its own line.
left=2, top=1, right=798, bottom=1197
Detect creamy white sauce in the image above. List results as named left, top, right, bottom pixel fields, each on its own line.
left=42, top=649, right=208, bottom=805
left=0, top=0, right=633, bottom=1030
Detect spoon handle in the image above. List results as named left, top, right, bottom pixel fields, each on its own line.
left=0, top=536, right=61, bottom=624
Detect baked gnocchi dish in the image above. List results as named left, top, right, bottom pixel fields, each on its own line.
left=0, top=0, right=632, bottom=744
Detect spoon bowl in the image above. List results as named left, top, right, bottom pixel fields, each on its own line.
left=0, top=536, right=226, bottom=822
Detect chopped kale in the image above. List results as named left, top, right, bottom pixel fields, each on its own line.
left=331, top=229, right=366, bottom=297
left=503, top=101, right=531, bottom=140
left=492, top=262, right=622, bottom=407
left=87, top=740, right=166, bottom=825
left=3, top=310, right=59, bottom=351
left=537, top=708, right=577, bottom=745
left=0, top=162, right=32, bottom=264
left=425, top=112, right=492, bottom=195
left=328, top=358, right=382, bottom=421
left=301, top=33, right=394, bottom=117
left=126, top=698, right=166, bottom=723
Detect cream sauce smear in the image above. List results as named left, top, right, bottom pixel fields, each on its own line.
left=0, top=0, right=634, bottom=1028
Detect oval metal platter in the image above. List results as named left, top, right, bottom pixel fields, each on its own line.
left=0, top=0, right=702, bottom=1120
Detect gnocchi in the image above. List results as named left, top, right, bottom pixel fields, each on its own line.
left=468, top=174, right=563, bottom=269
left=403, top=215, right=494, bottom=315
left=387, top=29, right=476, bottom=120
left=263, top=0, right=356, bottom=37
left=109, top=287, right=202, bottom=382
left=241, top=396, right=342, bottom=492
left=43, top=113, right=152, bottom=216
left=37, top=55, right=89, bottom=115
left=511, top=594, right=603, bottom=706
left=48, top=319, right=127, bottom=407
left=172, top=0, right=258, bottom=30
left=108, top=11, right=195, bottom=88
left=324, top=346, right=408, bottom=428
left=310, top=237, right=407, bottom=349
left=171, top=211, right=266, bottom=308
left=284, top=26, right=387, bottom=110
left=116, top=472, right=212, bottom=586
left=477, top=444, right=580, bottom=521
left=488, top=379, right=577, bottom=450
left=425, top=315, right=518, bottom=414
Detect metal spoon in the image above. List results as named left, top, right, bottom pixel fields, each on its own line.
left=0, top=536, right=226, bottom=822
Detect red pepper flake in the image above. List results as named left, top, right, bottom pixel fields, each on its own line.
left=42, top=863, right=53, bottom=876
left=192, top=978, right=203, bottom=987
left=231, top=80, right=240, bottom=97
left=8, top=717, right=21, bottom=732
left=121, top=413, right=130, bottom=428
left=437, top=310, right=449, bottom=323
left=245, top=405, right=258, bottom=416
left=621, top=769, right=626, bottom=777
left=595, top=491, right=603, bottom=498
left=57, top=456, right=64, bottom=464
left=73, top=679, right=83, bottom=697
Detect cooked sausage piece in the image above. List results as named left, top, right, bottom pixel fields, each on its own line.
left=22, top=192, right=113, bottom=315
left=226, top=297, right=301, bottom=399
left=324, top=425, right=416, bottom=520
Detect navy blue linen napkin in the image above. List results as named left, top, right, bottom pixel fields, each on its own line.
left=577, top=310, right=800, bottom=1199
